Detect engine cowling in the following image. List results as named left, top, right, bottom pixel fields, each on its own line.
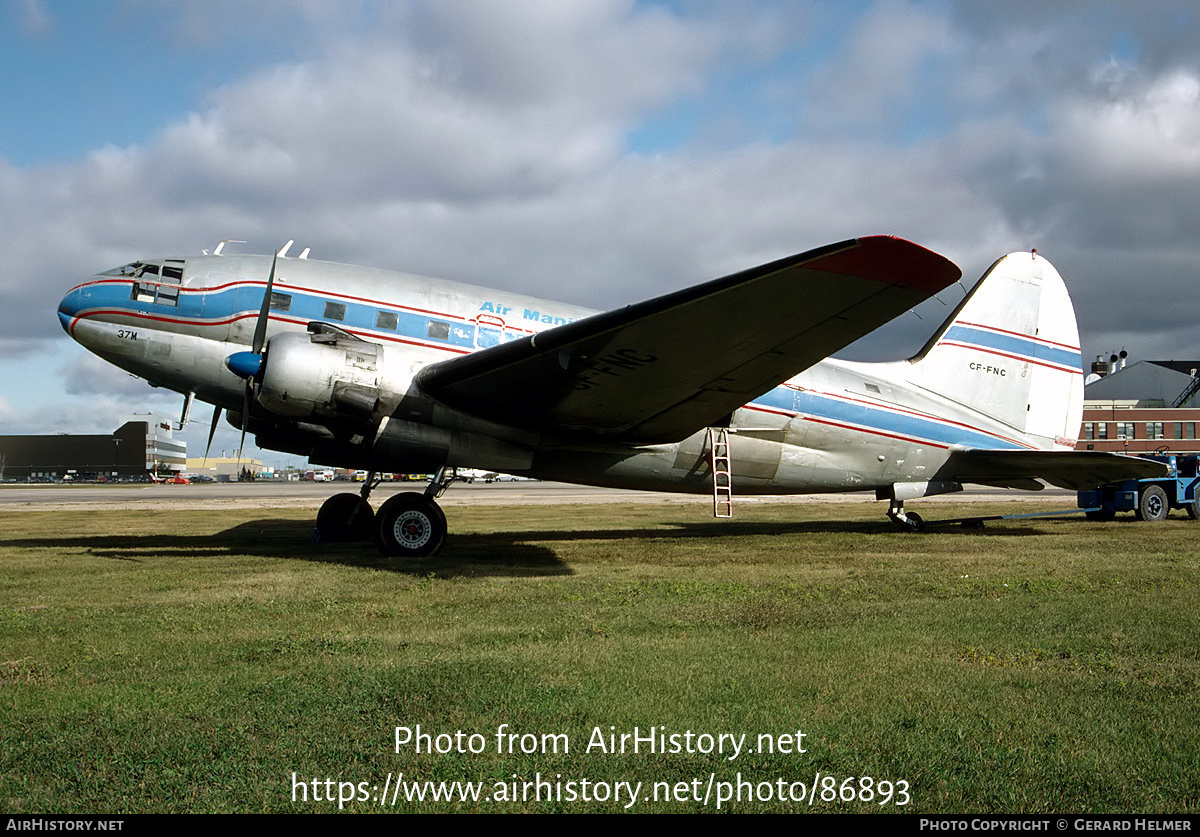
left=256, top=329, right=403, bottom=420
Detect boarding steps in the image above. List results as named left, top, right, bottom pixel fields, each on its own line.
left=707, top=427, right=733, bottom=518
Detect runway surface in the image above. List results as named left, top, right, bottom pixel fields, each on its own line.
left=0, top=480, right=1071, bottom=512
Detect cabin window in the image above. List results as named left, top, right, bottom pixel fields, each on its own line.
left=376, top=311, right=398, bottom=330
left=427, top=320, right=450, bottom=340
left=323, top=301, right=346, bottom=321
left=269, top=292, right=291, bottom=312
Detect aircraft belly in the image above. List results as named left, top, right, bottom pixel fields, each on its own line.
left=671, top=430, right=782, bottom=481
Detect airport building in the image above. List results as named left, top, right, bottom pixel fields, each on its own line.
left=1076, top=355, right=1200, bottom=454
left=184, top=456, right=266, bottom=481
left=0, top=415, right=186, bottom=481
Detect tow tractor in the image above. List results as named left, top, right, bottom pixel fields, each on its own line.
left=1076, top=453, right=1200, bottom=522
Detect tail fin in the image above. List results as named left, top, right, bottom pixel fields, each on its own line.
left=908, top=251, right=1083, bottom=449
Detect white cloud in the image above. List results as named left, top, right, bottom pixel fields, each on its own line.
left=6, top=1, right=1200, bottom=444
left=17, top=0, right=51, bottom=37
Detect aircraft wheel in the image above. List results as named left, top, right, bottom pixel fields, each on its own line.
left=316, top=493, right=375, bottom=542
left=1187, top=496, right=1200, bottom=520
left=904, top=511, right=924, bottom=532
left=376, top=492, right=447, bottom=557
left=1136, top=485, right=1168, bottom=522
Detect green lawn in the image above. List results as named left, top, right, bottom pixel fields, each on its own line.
left=1, top=500, right=1198, bottom=812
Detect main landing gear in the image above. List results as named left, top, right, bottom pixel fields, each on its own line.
left=313, top=468, right=456, bottom=557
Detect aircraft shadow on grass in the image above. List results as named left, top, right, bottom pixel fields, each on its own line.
left=2, top=515, right=1052, bottom=579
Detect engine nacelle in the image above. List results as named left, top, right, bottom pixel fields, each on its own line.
left=256, top=330, right=405, bottom=419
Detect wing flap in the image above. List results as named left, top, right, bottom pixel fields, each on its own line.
left=417, top=236, right=961, bottom=442
left=935, top=450, right=1170, bottom=491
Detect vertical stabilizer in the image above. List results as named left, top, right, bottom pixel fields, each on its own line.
left=908, top=251, right=1083, bottom=449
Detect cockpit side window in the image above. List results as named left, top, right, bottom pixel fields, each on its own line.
left=124, top=261, right=182, bottom=307
left=161, top=260, right=184, bottom=281
left=131, top=281, right=157, bottom=303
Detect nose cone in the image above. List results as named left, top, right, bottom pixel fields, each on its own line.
left=57, top=287, right=85, bottom=335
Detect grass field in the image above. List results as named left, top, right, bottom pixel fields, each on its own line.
left=1, top=498, right=1198, bottom=813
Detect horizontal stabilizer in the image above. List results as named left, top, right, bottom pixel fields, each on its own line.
left=417, top=236, right=961, bottom=442
left=935, top=450, right=1169, bottom=491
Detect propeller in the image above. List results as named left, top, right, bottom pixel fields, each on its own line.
left=224, top=241, right=293, bottom=465
left=202, top=402, right=221, bottom=464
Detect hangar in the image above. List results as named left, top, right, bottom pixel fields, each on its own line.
left=0, top=415, right=186, bottom=481
left=1077, top=356, right=1200, bottom=454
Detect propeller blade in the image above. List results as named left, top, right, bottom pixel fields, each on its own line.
left=237, top=383, right=251, bottom=464
left=203, top=403, right=221, bottom=464
left=250, top=240, right=293, bottom=356
left=251, top=255, right=276, bottom=356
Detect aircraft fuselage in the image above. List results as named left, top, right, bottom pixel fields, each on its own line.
left=57, top=249, right=1075, bottom=501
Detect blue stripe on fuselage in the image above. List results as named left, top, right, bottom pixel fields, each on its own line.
left=748, top=386, right=1026, bottom=450
left=942, top=325, right=1081, bottom=369
left=70, top=279, right=482, bottom=352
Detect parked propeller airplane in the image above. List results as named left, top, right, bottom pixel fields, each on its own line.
left=57, top=236, right=1163, bottom=556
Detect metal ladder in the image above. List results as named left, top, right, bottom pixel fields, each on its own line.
left=1174, top=372, right=1200, bottom=408
left=707, top=427, right=733, bottom=518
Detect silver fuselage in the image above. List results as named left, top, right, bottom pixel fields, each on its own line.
left=58, top=252, right=1060, bottom=495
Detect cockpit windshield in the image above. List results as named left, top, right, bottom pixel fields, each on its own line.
left=100, top=259, right=185, bottom=281
left=100, top=259, right=187, bottom=307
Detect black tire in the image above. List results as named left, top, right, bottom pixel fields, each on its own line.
left=1188, top=496, right=1200, bottom=520
left=1136, top=485, right=1169, bottom=522
left=315, top=493, right=375, bottom=542
left=375, top=492, right=447, bottom=557
left=904, top=511, right=924, bottom=532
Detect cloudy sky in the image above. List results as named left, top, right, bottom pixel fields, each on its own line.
left=3, top=0, right=1200, bottom=464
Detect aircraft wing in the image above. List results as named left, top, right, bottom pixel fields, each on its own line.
left=934, top=450, right=1171, bottom=491
left=416, top=236, right=961, bottom=442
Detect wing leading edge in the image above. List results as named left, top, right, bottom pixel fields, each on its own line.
left=416, top=236, right=961, bottom=442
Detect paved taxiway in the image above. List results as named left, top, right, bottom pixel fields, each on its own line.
left=0, top=480, right=1070, bottom=512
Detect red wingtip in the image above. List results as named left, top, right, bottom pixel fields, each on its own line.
left=808, top=236, right=961, bottom=294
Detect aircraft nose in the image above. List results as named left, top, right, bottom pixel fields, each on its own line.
left=57, top=286, right=85, bottom=334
